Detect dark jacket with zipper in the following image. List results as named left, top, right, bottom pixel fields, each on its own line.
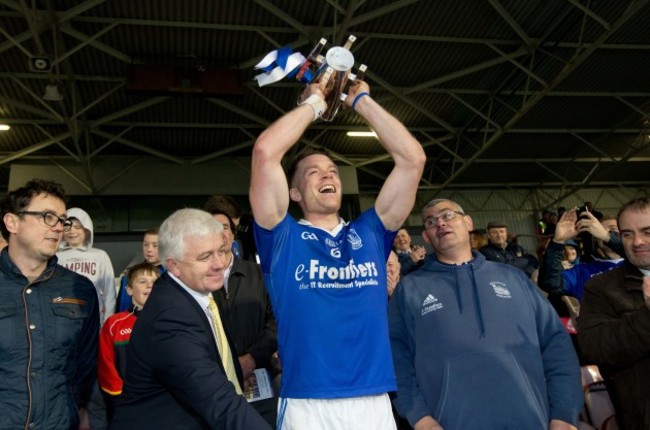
left=578, top=261, right=650, bottom=430
left=479, top=241, right=538, bottom=278
left=0, top=247, right=99, bottom=430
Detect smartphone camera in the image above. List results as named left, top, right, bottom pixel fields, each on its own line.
left=576, top=206, right=589, bottom=220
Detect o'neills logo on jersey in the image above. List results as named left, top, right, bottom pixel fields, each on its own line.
left=295, top=259, right=379, bottom=290
left=325, top=238, right=339, bottom=248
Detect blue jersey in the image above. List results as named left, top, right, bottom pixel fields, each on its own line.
left=254, top=208, right=397, bottom=399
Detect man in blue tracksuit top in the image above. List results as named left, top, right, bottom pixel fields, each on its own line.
left=388, top=198, right=583, bottom=430
left=250, top=79, right=425, bottom=429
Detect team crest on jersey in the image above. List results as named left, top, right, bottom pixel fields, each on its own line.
left=490, top=282, right=511, bottom=299
left=347, top=229, right=362, bottom=250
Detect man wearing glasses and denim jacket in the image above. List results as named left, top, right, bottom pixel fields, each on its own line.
left=0, top=179, right=99, bottom=430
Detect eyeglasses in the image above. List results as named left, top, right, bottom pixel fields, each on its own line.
left=424, top=210, right=465, bottom=229
left=17, top=211, right=73, bottom=231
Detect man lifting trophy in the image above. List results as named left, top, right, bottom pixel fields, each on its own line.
left=254, top=35, right=366, bottom=121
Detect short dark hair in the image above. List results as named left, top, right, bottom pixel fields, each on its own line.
left=144, top=227, right=159, bottom=236
left=617, top=197, right=650, bottom=228
left=127, top=262, right=160, bottom=287
left=208, top=210, right=236, bottom=232
left=0, top=179, right=67, bottom=240
left=287, top=148, right=333, bottom=188
left=204, top=195, right=241, bottom=220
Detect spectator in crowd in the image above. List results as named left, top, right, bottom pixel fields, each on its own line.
left=110, top=209, right=270, bottom=430
left=582, top=201, right=603, bottom=221
left=57, top=207, right=116, bottom=323
left=578, top=197, right=650, bottom=430
left=393, top=227, right=426, bottom=277
left=388, top=198, right=583, bottom=430
left=544, top=212, right=559, bottom=236
left=469, top=229, right=487, bottom=251
left=207, top=209, right=278, bottom=428
left=562, top=240, right=580, bottom=269
left=386, top=250, right=411, bottom=430
left=387, top=250, right=401, bottom=298
left=0, top=179, right=99, bottom=429
left=56, top=206, right=116, bottom=429
left=538, top=208, right=623, bottom=302
left=250, top=79, right=425, bottom=429
left=589, top=214, right=623, bottom=261
left=116, top=227, right=166, bottom=312
left=600, top=215, right=619, bottom=233
left=480, top=220, right=539, bottom=278
left=536, top=210, right=553, bottom=237
left=205, top=194, right=258, bottom=262
left=98, top=262, right=160, bottom=421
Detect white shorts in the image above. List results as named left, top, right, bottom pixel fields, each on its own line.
left=277, top=393, right=397, bottom=430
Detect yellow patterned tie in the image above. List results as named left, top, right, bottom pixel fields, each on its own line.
left=207, top=296, right=242, bottom=394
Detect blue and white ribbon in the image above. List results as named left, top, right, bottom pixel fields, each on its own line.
left=254, top=46, right=306, bottom=87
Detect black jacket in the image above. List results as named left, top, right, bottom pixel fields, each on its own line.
left=479, top=242, right=538, bottom=278
left=213, top=256, right=277, bottom=370
left=0, top=247, right=99, bottom=430
left=578, top=261, right=650, bottom=430
left=110, top=272, right=270, bottom=430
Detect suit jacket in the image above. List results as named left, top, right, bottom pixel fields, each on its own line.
left=110, top=272, right=271, bottom=430
left=213, top=256, right=277, bottom=370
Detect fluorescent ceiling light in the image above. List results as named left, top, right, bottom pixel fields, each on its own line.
left=347, top=131, right=377, bottom=137
left=0, top=125, right=10, bottom=131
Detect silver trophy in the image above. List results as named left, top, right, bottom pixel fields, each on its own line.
left=300, top=35, right=367, bottom=121
left=254, top=35, right=366, bottom=121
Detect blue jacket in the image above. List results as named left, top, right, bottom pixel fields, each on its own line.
left=115, top=263, right=166, bottom=313
left=538, top=240, right=623, bottom=301
left=388, top=251, right=582, bottom=429
left=0, top=247, right=99, bottom=430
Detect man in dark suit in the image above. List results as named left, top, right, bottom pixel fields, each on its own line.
left=110, top=208, right=270, bottom=430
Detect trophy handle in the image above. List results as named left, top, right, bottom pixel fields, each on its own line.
left=296, top=38, right=328, bottom=84
left=342, top=35, right=357, bottom=51
left=308, top=38, right=328, bottom=61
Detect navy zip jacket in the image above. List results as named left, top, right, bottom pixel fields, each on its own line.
left=388, top=251, right=582, bottom=429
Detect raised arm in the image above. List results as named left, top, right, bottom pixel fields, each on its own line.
left=346, top=83, right=425, bottom=231
left=538, top=210, right=578, bottom=294
left=250, top=86, right=324, bottom=229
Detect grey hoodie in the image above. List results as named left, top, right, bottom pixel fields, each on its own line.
left=57, top=207, right=116, bottom=323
